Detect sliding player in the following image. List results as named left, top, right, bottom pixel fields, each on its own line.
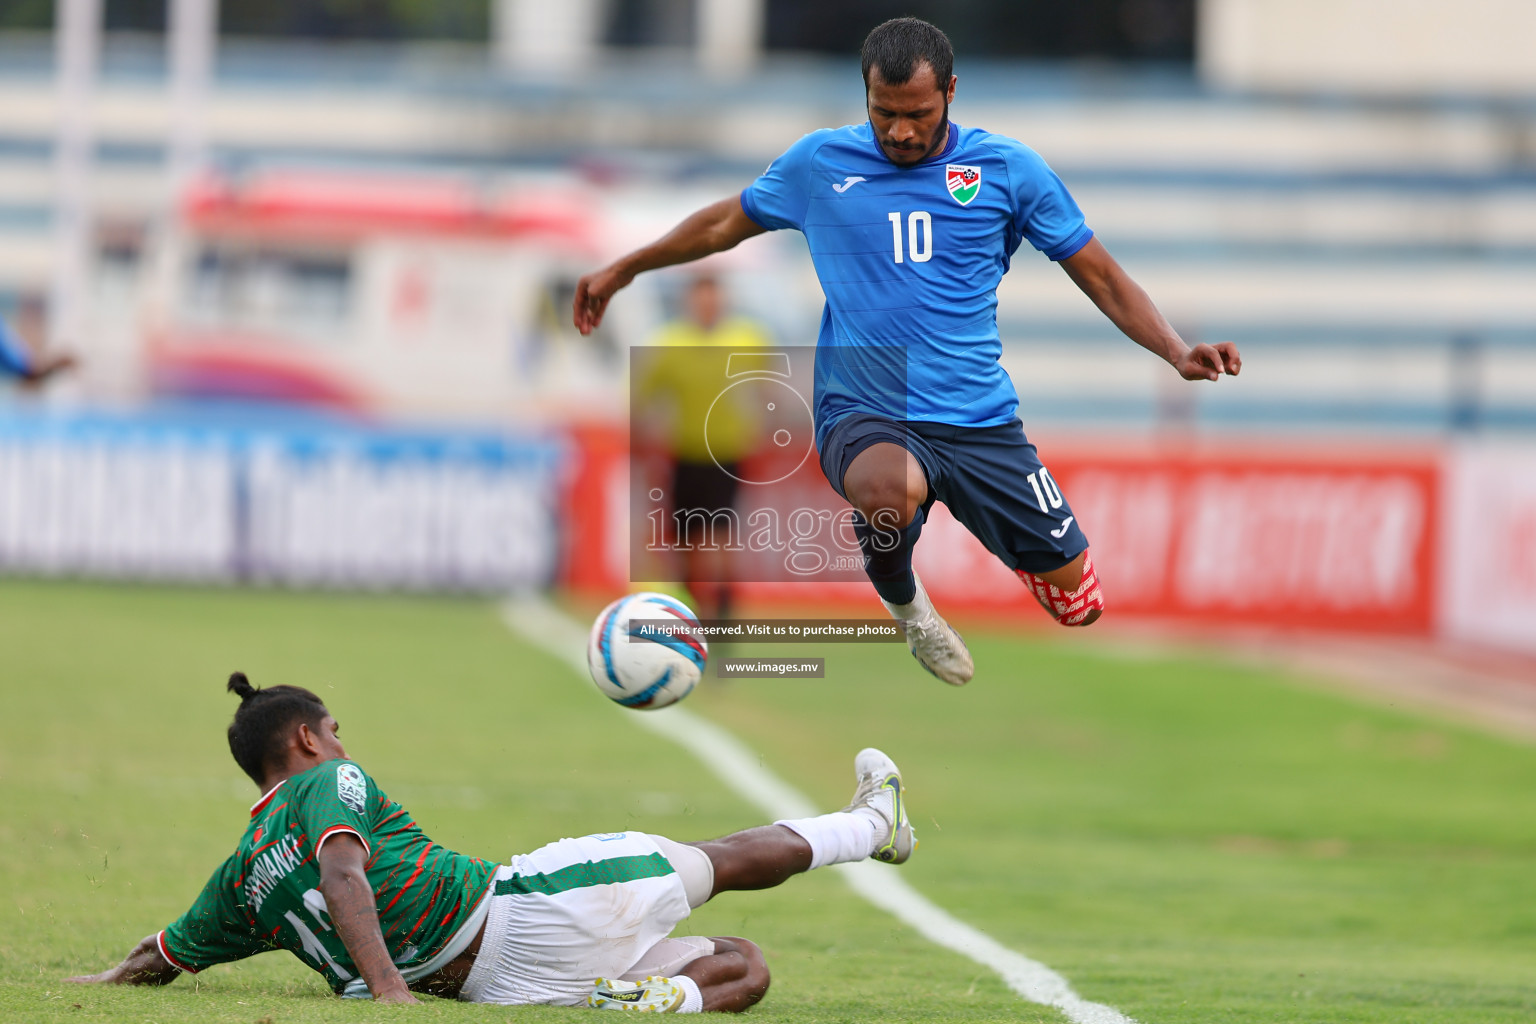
left=573, top=17, right=1240, bottom=686
left=67, top=674, right=913, bottom=1012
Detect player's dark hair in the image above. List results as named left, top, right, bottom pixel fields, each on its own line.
left=861, top=17, right=954, bottom=93
left=225, top=672, right=328, bottom=786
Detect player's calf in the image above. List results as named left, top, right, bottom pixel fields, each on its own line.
left=1017, top=551, right=1105, bottom=627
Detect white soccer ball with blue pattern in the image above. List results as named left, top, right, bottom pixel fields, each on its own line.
left=587, top=592, right=708, bottom=710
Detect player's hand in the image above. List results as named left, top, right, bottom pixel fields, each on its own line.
left=40, top=351, right=78, bottom=375
left=1174, top=341, right=1241, bottom=381
left=572, top=264, right=633, bottom=336
left=373, top=985, right=421, bottom=1004
left=19, top=351, right=78, bottom=389
left=65, top=933, right=180, bottom=986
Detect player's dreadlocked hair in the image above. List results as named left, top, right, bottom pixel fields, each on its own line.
left=861, top=17, right=954, bottom=92
left=225, top=672, right=329, bottom=786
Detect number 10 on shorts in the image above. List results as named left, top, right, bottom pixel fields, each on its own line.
left=1027, top=468, right=1063, bottom=513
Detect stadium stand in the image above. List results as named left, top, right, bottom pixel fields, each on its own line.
left=0, top=35, right=1532, bottom=433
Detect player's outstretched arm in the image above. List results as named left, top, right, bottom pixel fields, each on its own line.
left=318, top=832, right=419, bottom=1003
left=21, top=351, right=79, bottom=386
left=573, top=196, right=765, bottom=335
left=65, top=933, right=181, bottom=986
left=0, top=313, right=76, bottom=386
left=1059, top=237, right=1241, bottom=382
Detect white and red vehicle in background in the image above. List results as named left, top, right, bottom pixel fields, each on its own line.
left=126, top=168, right=628, bottom=422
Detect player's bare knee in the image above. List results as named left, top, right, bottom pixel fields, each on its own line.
left=850, top=480, right=916, bottom=530
left=843, top=444, right=925, bottom=529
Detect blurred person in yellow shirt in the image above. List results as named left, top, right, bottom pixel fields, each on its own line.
left=633, top=274, right=772, bottom=622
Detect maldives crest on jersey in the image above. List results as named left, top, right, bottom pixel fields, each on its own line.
left=946, top=164, right=982, bottom=206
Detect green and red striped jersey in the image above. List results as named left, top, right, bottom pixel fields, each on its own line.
left=159, top=759, right=496, bottom=995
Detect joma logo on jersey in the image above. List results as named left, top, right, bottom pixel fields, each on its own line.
left=945, top=164, right=981, bottom=206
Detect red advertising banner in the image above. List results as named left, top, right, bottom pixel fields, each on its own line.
left=932, top=445, right=1441, bottom=633
left=560, top=427, right=1441, bottom=636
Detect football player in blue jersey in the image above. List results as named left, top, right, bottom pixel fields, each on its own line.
left=574, top=17, right=1241, bottom=686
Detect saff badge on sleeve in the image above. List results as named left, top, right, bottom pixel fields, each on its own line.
left=945, top=164, right=981, bottom=206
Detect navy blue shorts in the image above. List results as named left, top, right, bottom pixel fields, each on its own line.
left=818, top=413, right=1088, bottom=575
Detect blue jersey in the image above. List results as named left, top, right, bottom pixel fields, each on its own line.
left=740, top=121, right=1092, bottom=446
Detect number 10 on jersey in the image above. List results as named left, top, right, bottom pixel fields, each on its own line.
left=888, top=211, right=933, bottom=264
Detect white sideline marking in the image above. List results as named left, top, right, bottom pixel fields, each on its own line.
left=501, top=595, right=1138, bottom=1024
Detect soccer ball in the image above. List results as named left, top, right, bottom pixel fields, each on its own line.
left=587, top=592, right=707, bottom=710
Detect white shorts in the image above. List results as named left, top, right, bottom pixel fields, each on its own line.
left=457, top=831, right=715, bottom=1006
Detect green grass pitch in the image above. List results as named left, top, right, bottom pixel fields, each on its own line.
left=2, top=578, right=1534, bottom=1023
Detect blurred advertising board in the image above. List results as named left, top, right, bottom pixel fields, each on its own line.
left=0, top=409, right=563, bottom=590
left=564, top=426, right=1446, bottom=637
left=5, top=412, right=1529, bottom=656
left=920, top=447, right=1440, bottom=634
left=1439, top=444, right=1536, bottom=654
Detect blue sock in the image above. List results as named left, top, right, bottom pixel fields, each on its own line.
left=854, top=507, right=924, bottom=606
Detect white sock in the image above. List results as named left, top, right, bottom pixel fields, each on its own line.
left=881, top=574, right=932, bottom=622
left=673, top=974, right=703, bottom=1014
left=774, top=811, right=879, bottom=869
